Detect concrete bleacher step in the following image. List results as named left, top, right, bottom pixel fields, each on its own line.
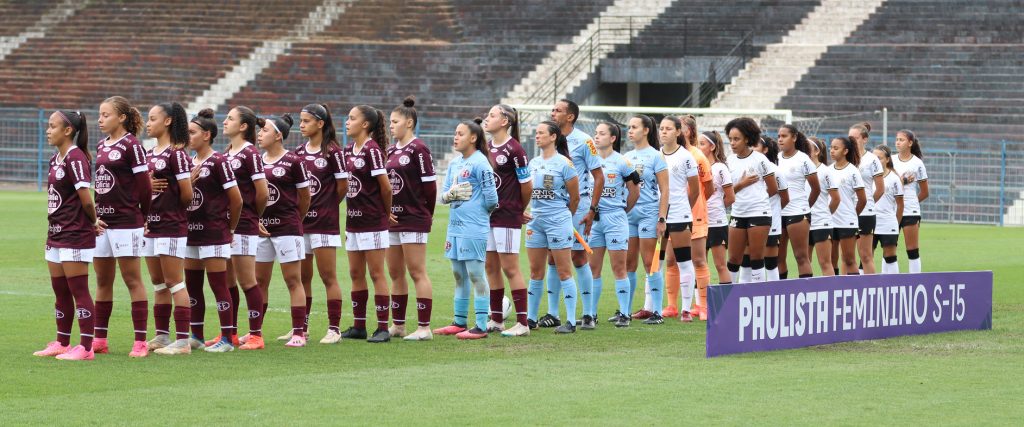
left=0, top=0, right=87, bottom=61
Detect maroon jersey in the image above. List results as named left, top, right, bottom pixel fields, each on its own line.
left=94, top=133, right=148, bottom=229
left=225, top=142, right=266, bottom=236
left=487, top=137, right=531, bottom=228
left=386, top=138, right=436, bottom=233
left=261, top=152, right=309, bottom=237
left=293, top=142, right=347, bottom=235
left=47, top=146, right=95, bottom=249
left=344, top=139, right=389, bottom=233
left=187, top=152, right=237, bottom=246
left=145, top=145, right=192, bottom=238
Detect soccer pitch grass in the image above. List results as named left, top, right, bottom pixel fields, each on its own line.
left=1, top=190, right=1021, bottom=425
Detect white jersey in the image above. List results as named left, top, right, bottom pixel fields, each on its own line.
left=830, top=163, right=865, bottom=229
left=810, top=164, right=834, bottom=230
left=707, top=162, right=733, bottom=227
left=779, top=151, right=817, bottom=216
left=663, top=145, right=699, bottom=223
left=859, top=151, right=884, bottom=216
left=726, top=151, right=776, bottom=218
left=892, top=154, right=928, bottom=216
left=769, top=173, right=788, bottom=236
left=875, top=171, right=903, bottom=236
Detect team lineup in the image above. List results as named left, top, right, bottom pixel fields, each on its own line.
left=37, top=96, right=929, bottom=360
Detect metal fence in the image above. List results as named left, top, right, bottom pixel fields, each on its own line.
left=5, top=107, right=1023, bottom=226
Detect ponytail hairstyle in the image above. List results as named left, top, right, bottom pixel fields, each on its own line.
left=355, top=105, right=388, bottom=145
left=190, top=108, right=219, bottom=146
left=392, top=96, right=418, bottom=130
left=263, top=113, right=294, bottom=142
left=598, top=121, right=622, bottom=152
left=780, top=124, right=810, bottom=155
left=57, top=110, right=91, bottom=161
left=701, top=130, right=726, bottom=163
left=809, top=136, right=827, bottom=164
left=302, top=103, right=339, bottom=157
left=874, top=144, right=895, bottom=171
left=460, top=117, right=487, bottom=153
left=539, top=120, right=571, bottom=160
left=157, top=102, right=189, bottom=149
left=724, top=117, right=761, bottom=148
left=662, top=115, right=686, bottom=149
left=233, top=106, right=260, bottom=146
left=494, top=103, right=521, bottom=143
left=897, top=129, right=923, bottom=159
left=680, top=114, right=698, bottom=148
left=634, top=114, right=660, bottom=150
left=850, top=121, right=871, bottom=142
left=758, top=135, right=780, bottom=165
left=102, top=96, right=143, bottom=136
left=832, top=136, right=860, bottom=166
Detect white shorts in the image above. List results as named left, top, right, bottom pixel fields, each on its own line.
left=45, top=246, right=94, bottom=264
left=185, top=244, right=232, bottom=260
left=486, top=227, right=522, bottom=254
left=232, top=234, right=259, bottom=257
left=256, top=235, right=305, bottom=263
left=94, top=227, right=144, bottom=258
left=304, top=233, right=342, bottom=254
left=389, top=231, right=428, bottom=246
left=144, top=236, right=188, bottom=258
left=345, top=230, right=389, bottom=252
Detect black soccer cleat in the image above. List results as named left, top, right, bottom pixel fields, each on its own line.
left=538, top=313, right=561, bottom=328
left=528, top=319, right=538, bottom=330
left=643, top=313, right=665, bottom=325
left=579, top=315, right=596, bottom=330
left=367, top=328, right=391, bottom=343
left=554, top=321, right=576, bottom=334
left=614, top=313, right=631, bottom=328
left=339, top=327, right=367, bottom=340
left=608, top=310, right=623, bottom=323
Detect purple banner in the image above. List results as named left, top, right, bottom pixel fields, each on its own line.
left=706, top=271, right=993, bottom=357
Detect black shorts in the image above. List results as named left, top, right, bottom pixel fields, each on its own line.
left=832, top=227, right=858, bottom=240
left=665, top=222, right=692, bottom=236
left=900, top=215, right=922, bottom=228
left=706, top=226, right=728, bottom=249
left=767, top=235, right=781, bottom=247
left=809, top=229, right=832, bottom=245
left=874, top=234, right=899, bottom=248
left=730, top=216, right=771, bottom=229
left=858, top=215, right=876, bottom=235
left=783, top=214, right=811, bottom=227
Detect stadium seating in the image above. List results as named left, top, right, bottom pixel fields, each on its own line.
left=0, top=0, right=60, bottom=37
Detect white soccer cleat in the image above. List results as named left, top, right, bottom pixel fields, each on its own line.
left=153, top=339, right=191, bottom=355
left=402, top=327, right=433, bottom=341
left=147, top=334, right=172, bottom=350
left=388, top=324, right=406, bottom=338
left=319, top=329, right=342, bottom=344
left=486, top=319, right=505, bottom=333
left=500, top=322, right=531, bottom=337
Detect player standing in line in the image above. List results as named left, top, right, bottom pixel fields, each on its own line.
left=182, top=109, right=243, bottom=352
left=435, top=119, right=498, bottom=339
left=385, top=97, right=437, bottom=341
left=142, top=102, right=194, bottom=354
left=829, top=137, right=867, bottom=275
left=724, top=118, right=778, bottom=283
left=893, top=130, right=928, bottom=273
left=849, top=123, right=884, bottom=274
left=536, top=99, right=602, bottom=328
left=776, top=125, right=819, bottom=279
left=698, top=130, right=735, bottom=288
left=755, top=136, right=789, bottom=282
left=524, top=121, right=581, bottom=333
left=341, top=105, right=394, bottom=343
left=585, top=122, right=639, bottom=329
left=620, top=115, right=668, bottom=324
left=36, top=110, right=98, bottom=360
left=255, top=115, right=311, bottom=348
left=482, top=104, right=532, bottom=336
left=872, top=145, right=904, bottom=274
left=655, top=116, right=699, bottom=322
left=808, top=137, right=838, bottom=276
left=293, top=103, right=348, bottom=344
left=91, top=96, right=151, bottom=357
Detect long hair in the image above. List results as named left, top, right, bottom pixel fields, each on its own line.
left=758, top=136, right=780, bottom=165
left=190, top=108, right=219, bottom=146
left=898, top=129, right=923, bottom=159
left=701, top=130, right=726, bottom=163
left=392, top=96, right=418, bottom=129
left=355, top=105, right=388, bottom=145
left=809, top=137, right=827, bottom=164
left=680, top=114, right=697, bottom=148
left=494, top=103, right=521, bottom=143
left=832, top=137, right=859, bottom=166
left=539, top=120, right=570, bottom=160
left=850, top=121, right=871, bottom=142
left=634, top=114, right=660, bottom=150
left=302, top=103, right=339, bottom=157
left=460, top=117, right=487, bottom=153
left=261, top=113, right=294, bottom=142
left=780, top=124, right=810, bottom=155
left=157, top=102, right=189, bottom=149
left=232, top=106, right=259, bottom=146
left=661, top=116, right=686, bottom=149
left=57, top=110, right=90, bottom=161
left=874, top=144, right=895, bottom=171
left=102, top=96, right=142, bottom=136
left=725, top=117, right=761, bottom=148
left=598, top=121, right=622, bottom=152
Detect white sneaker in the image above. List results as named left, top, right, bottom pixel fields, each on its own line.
left=388, top=324, right=406, bottom=338
left=147, top=334, right=172, bottom=350
left=486, top=319, right=505, bottom=333
left=154, top=339, right=191, bottom=355
left=500, top=322, right=530, bottom=337
left=277, top=329, right=293, bottom=341
left=402, top=327, right=433, bottom=341
left=319, top=329, right=342, bottom=344
left=204, top=340, right=234, bottom=353
left=188, top=337, right=205, bottom=350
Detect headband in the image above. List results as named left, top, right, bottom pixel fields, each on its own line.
left=301, top=105, right=326, bottom=121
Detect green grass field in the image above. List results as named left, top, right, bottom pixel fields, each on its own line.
left=1, top=190, right=1021, bottom=425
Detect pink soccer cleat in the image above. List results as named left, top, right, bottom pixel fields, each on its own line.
left=92, top=337, right=109, bottom=354
left=432, top=323, right=467, bottom=336
left=455, top=327, right=488, bottom=340
left=128, top=340, right=149, bottom=357
left=56, top=345, right=95, bottom=361
left=33, top=341, right=70, bottom=357
left=680, top=311, right=694, bottom=323
left=284, top=335, right=306, bottom=348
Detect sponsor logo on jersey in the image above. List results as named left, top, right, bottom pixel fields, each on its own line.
left=307, top=174, right=321, bottom=196
left=314, top=157, right=328, bottom=169
left=346, top=176, right=361, bottom=198
left=47, top=185, right=61, bottom=214
left=272, top=167, right=286, bottom=177
left=389, top=170, right=404, bottom=195
left=496, top=155, right=508, bottom=165
left=492, top=171, right=502, bottom=189
left=586, top=139, right=597, bottom=155
left=199, top=167, right=211, bottom=178
left=353, top=158, right=366, bottom=169
left=55, top=168, right=65, bottom=180
left=94, top=165, right=115, bottom=195
left=155, top=159, right=167, bottom=170
left=398, top=155, right=410, bottom=166
left=266, top=183, right=280, bottom=206
left=543, top=174, right=554, bottom=189
left=108, top=150, right=122, bottom=161
left=230, top=158, right=243, bottom=170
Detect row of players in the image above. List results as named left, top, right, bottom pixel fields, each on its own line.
left=37, top=96, right=928, bottom=360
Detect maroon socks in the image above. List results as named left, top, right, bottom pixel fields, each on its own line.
left=391, top=294, right=408, bottom=326
left=94, top=300, right=113, bottom=339
left=351, top=290, right=368, bottom=329
left=173, top=306, right=190, bottom=340
left=327, top=298, right=342, bottom=332
left=51, top=276, right=73, bottom=346
left=512, top=288, right=529, bottom=326
left=130, top=301, right=148, bottom=342
left=243, top=286, right=265, bottom=337
left=229, top=285, right=240, bottom=331
left=153, top=302, right=172, bottom=337
left=290, top=306, right=306, bottom=336
left=67, top=275, right=94, bottom=351
left=374, top=295, right=390, bottom=331
left=303, top=296, right=312, bottom=333
left=185, top=269, right=205, bottom=340
left=207, top=271, right=234, bottom=338
left=416, top=297, right=432, bottom=327
left=490, top=288, right=505, bottom=322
